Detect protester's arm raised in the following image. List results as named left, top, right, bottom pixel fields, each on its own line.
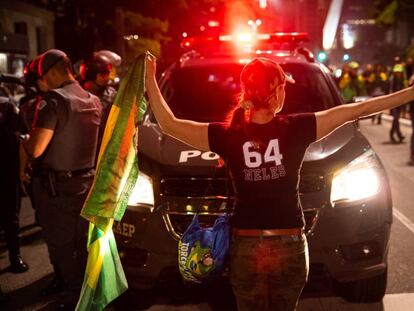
left=315, top=86, right=414, bottom=141
left=145, top=54, right=210, bottom=151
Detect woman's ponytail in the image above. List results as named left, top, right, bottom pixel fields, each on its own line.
left=226, top=91, right=252, bottom=132
left=229, top=106, right=246, bottom=131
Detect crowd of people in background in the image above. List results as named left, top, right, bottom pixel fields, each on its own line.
left=336, top=55, right=414, bottom=164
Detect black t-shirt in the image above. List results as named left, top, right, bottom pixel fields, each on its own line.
left=208, top=113, right=317, bottom=229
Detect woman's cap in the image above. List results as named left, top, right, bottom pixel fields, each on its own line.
left=240, top=58, right=295, bottom=94
left=38, top=49, right=67, bottom=77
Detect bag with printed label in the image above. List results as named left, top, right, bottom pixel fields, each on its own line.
left=178, top=213, right=230, bottom=284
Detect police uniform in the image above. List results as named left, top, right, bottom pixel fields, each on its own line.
left=35, top=79, right=101, bottom=299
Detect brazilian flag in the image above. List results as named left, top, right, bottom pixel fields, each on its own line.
left=76, top=53, right=148, bottom=310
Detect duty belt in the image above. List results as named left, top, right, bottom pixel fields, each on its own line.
left=54, top=167, right=94, bottom=179
left=39, top=167, right=94, bottom=197
left=41, top=167, right=94, bottom=180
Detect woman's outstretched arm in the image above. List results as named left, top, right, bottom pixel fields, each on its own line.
left=145, top=53, right=210, bottom=151
left=315, top=86, right=414, bottom=141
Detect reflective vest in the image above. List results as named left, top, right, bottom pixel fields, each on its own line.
left=41, top=81, right=102, bottom=171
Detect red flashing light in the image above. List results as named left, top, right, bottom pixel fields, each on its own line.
left=180, top=36, right=217, bottom=49
left=269, top=32, right=309, bottom=42
left=259, top=0, right=267, bottom=9
left=181, top=32, right=309, bottom=51
left=235, top=32, right=254, bottom=43
left=218, top=32, right=307, bottom=43
left=208, top=20, right=220, bottom=28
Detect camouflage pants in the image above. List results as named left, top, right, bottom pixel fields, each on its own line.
left=230, top=233, right=309, bottom=311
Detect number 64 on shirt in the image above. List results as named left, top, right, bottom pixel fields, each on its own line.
left=243, top=139, right=284, bottom=168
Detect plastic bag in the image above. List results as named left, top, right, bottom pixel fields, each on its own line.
left=178, top=214, right=230, bottom=284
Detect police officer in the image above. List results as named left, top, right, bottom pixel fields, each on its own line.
left=80, top=52, right=117, bottom=146
left=0, top=88, right=29, bottom=274
left=20, top=58, right=66, bottom=296
left=22, top=49, right=102, bottom=308
left=20, top=57, right=49, bottom=202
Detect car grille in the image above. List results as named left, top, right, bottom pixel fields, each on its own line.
left=168, top=213, right=220, bottom=236
left=160, top=177, right=234, bottom=198
left=165, top=208, right=319, bottom=238
left=299, top=174, right=326, bottom=194
left=161, top=174, right=325, bottom=197
left=161, top=175, right=322, bottom=239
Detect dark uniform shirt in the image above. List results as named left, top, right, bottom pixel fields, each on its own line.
left=0, top=98, right=27, bottom=184
left=20, top=91, right=42, bottom=131
left=35, top=80, right=102, bottom=171
left=208, top=113, right=316, bottom=229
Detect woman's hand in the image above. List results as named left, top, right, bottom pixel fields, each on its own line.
left=145, top=52, right=157, bottom=82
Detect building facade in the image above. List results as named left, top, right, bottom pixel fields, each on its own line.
left=0, top=0, right=54, bottom=75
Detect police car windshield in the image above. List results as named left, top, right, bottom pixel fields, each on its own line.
left=163, top=62, right=337, bottom=122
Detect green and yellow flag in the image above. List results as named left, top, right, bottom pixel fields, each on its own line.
left=76, top=53, right=148, bottom=311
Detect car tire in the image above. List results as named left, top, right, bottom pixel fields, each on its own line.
left=334, top=268, right=387, bottom=303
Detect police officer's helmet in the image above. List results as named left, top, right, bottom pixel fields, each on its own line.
left=23, top=58, right=40, bottom=88
left=80, top=54, right=112, bottom=82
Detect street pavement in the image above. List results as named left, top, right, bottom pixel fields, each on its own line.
left=1, top=114, right=414, bottom=310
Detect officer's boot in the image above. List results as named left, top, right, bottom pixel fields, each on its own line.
left=9, top=253, right=29, bottom=273
left=8, top=237, right=29, bottom=273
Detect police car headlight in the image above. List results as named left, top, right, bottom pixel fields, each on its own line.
left=330, top=149, right=381, bottom=205
left=127, top=171, right=154, bottom=207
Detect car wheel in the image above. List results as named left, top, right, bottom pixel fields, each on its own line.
left=334, top=268, right=387, bottom=303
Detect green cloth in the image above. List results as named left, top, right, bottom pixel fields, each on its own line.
left=76, top=53, right=148, bottom=311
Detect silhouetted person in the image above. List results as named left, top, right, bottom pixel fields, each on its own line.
left=0, top=92, right=29, bottom=273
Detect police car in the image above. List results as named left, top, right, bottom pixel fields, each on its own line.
left=114, top=32, right=392, bottom=303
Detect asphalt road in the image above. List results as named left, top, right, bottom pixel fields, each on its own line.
left=357, top=117, right=414, bottom=295
left=1, top=116, right=414, bottom=310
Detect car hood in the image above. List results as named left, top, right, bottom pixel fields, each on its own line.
left=138, top=122, right=355, bottom=167
left=303, top=122, right=355, bottom=162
